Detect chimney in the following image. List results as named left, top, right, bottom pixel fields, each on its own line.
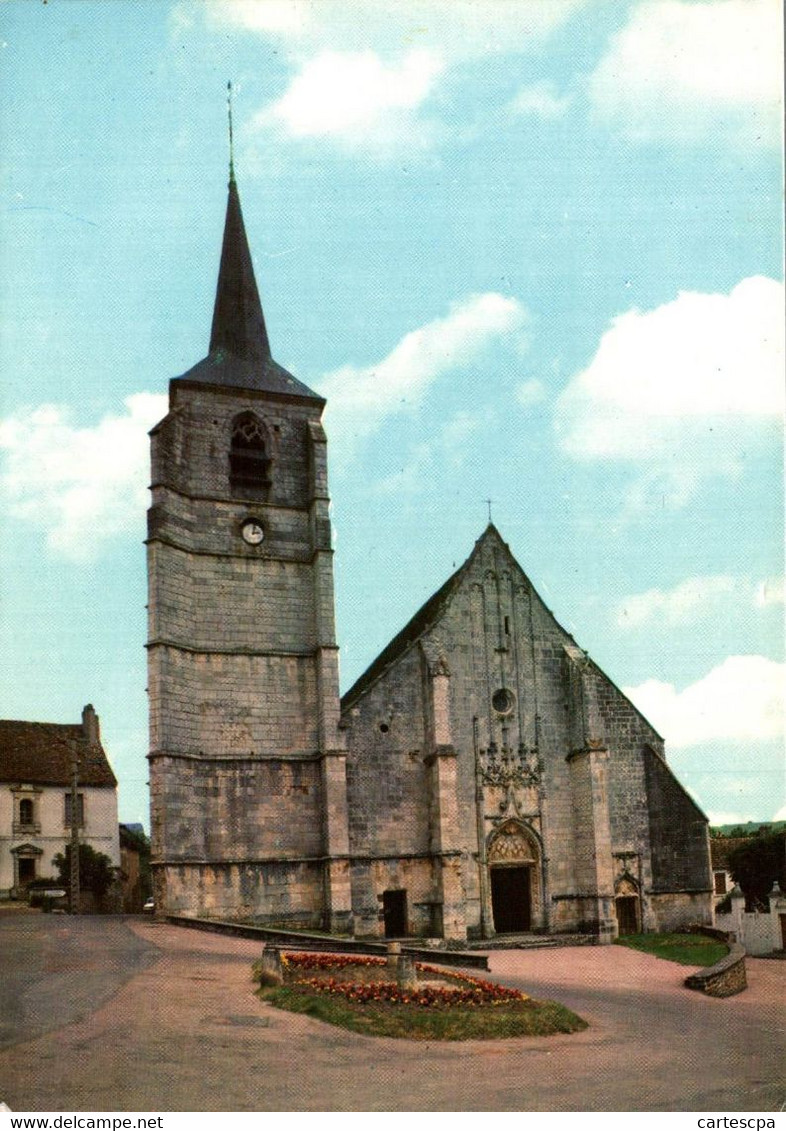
left=82, top=704, right=100, bottom=745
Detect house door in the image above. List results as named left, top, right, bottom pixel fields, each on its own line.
left=490, top=865, right=531, bottom=933
left=382, top=890, right=408, bottom=937
left=616, top=895, right=640, bottom=935
left=780, top=914, right=786, bottom=950
left=18, top=858, right=36, bottom=885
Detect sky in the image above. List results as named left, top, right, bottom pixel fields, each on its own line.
left=0, top=0, right=783, bottom=831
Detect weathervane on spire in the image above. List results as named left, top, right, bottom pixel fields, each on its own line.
left=486, top=498, right=495, bottom=524
left=227, top=80, right=235, bottom=183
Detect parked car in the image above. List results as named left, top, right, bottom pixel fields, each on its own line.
left=143, top=897, right=155, bottom=913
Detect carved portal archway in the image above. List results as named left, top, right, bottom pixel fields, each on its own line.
left=614, top=874, right=641, bottom=936
left=486, top=820, right=542, bottom=934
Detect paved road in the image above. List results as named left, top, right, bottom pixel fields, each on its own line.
left=0, top=913, right=783, bottom=1112
left=0, top=913, right=159, bottom=1050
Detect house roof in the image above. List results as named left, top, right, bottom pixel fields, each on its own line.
left=0, top=720, right=117, bottom=788
left=119, top=823, right=149, bottom=851
left=175, top=173, right=323, bottom=404
left=710, top=837, right=755, bottom=870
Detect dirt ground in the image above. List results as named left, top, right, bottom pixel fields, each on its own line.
left=0, top=913, right=783, bottom=1112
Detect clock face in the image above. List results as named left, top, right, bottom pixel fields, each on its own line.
left=241, top=520, right=265, bottom=545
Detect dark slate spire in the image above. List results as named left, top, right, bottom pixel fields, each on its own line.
left=176, top=84, right=323, bottom=403
left=208, top=175, right=272, bottom=366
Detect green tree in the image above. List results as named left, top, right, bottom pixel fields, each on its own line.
left=727, top=831, right=786, bottom=910
left=53, top=843, right=115, bottom=903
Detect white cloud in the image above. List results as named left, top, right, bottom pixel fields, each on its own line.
left=194, top=0, right=588, bottom=151
left=205, top=0, right=316, bottom=37
left=756, top=577, right=786, bottom=608
left=320, top=292, right=527, bottom=454
left=617, top=574, right=786, bottom=627
left=258, top=48, right=443, bottom=150
left=510, top=81, right=572, bottom=119
left=555, top=276, right=784, bottom=503
left=0, top=393, right=167, bottom=561
left=202, top=0, right=587, bottom=60
left=589, top=0, right=783, bottom=148
left=617, top=575, right=737, bottom=627
left=623, top=655, right=785, bottom=748
left=706, top=809, right=756, bottom=827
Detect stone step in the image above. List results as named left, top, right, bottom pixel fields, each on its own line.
left=468, top=932, right=598, bottom=951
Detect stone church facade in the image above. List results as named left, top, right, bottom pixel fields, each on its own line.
left=147, top=169, right=713, bottom=941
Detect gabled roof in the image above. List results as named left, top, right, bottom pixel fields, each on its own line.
left=0, top=720, right=117, bottom=788
left=176, top=174, right=323, bottom=403
left=341, top=524, right=667, bottom=749
left=341, top=524, right=512, bottom=711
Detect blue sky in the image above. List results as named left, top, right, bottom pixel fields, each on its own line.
left=1, top=0, right=783, bottom=830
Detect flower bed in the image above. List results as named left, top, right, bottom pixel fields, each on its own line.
left=254, top=950, right=586, bottom=1040
left=282, top=951, right=528, bottom=1006
left=294, top=975, right=527, bottom=1007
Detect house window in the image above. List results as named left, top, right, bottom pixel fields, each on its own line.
left=64, top=793, right=85, bottom=827
left=12, top=791, right=40, bottom=835
left=229, top=413, right=270, bottom=493
left=714, top=871, right=727, bottom=895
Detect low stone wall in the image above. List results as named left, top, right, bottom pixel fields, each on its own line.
left=684, top=942, right=747, bottom=998
left=164, top=914, right=490, bottom=970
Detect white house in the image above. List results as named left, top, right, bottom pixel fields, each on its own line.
left=0, top=704, right=120, bottom=899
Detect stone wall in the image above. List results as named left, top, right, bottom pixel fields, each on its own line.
left=149, top=646, right=320, bottom=757
left=649, top=890, right=714, bottom=931
left=644, top=747, right=710, bottom=892
left=684, top=943, right=747, bottom=997
left=160, top=859, right=325, bottom=925
left=345, top=646, right=431, bottom=859
left=150, top=755, right=323, bottom=861
left=349, top=857, right=438, bottom=937
left=148, top=377, right=348, bottom=925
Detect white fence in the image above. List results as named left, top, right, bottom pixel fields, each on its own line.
left=715, top=882, right=785, bottom=956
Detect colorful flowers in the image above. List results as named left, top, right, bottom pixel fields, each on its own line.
left=278, top=951, right=529, bottom=1008
left=282, top=952, right=386, bottom=971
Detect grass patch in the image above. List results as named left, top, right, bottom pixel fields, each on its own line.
left=260, top=983, right=587, bottom=1040
left=254, top=953, right=586, bottom=1040
left=615, top=932, right=728, bottom=967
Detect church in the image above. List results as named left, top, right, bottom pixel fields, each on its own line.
left=146, top=163, right=713, bottom=943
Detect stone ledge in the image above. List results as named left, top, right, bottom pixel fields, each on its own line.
left=164, top=914, right=490, bottom=970
left=684, top=942, right=747, bottom=997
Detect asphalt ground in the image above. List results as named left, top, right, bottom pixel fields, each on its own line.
left=0, top=912, right=783, bottom=1112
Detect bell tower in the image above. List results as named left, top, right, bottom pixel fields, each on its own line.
left=146, top=124, right=351, bottom=929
